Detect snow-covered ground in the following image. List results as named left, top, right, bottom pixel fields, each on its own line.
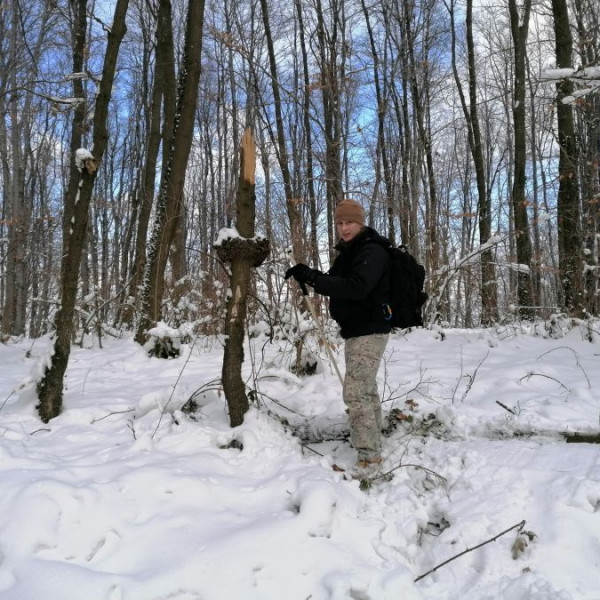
left=1, top=321, right=599, bottom=600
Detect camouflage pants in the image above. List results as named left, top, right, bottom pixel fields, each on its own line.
left=343, top=333, right=389, bottom=461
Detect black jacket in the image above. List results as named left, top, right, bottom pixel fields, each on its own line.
left=313, top=226, right=392, bottom=339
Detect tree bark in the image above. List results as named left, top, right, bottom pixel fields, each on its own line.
left=36, top=0, right=129, bottom=422
left=509, top=0, right=534, bottom=318
left=136, top=0, right=206, bottom=346
left=551, top=0, right=583, bottom=315
left=1, top=0, right=52, bottom=336
left=258, top=0, right=304, bottom=263
left=294, top=0, right=319, bottom=265
left=314, top=0, right=343, bottom=262
left=402, top=0, right=440, bottom=276
left=447, top=0, right=498, bottom=324
left=361, top=0, right=395, bottom=244
left=122, top=0, right=176, bottom=327
left=218, top=130, right=269, bottom=427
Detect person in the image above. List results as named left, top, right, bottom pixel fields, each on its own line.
left=285, top=199, right=392, bottom=474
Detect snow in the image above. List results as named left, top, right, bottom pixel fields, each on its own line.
left=505, top=263, right=531, bottom=274
left=540, top=68, right=575, bottom=80
left=537, top=213, right=552, bottom=224
left=64, top=73, right=89, bottom=81
left=75, top=148, right=94, bottom=172
left=49, top=97, right=85, bottom=106
left=214, top=227, right=267, bottom=247
left=1, top=322, right=600, bottom=599
left=214, top=227, right=240, bottom=245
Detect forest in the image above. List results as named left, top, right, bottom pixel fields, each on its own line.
left=0, top=0, right=599, bottom=415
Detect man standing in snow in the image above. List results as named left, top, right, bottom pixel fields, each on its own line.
left=285, top=199, right=391, bottom=474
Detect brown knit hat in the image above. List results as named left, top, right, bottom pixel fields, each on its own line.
left=335, top=199, right=365, bottom=225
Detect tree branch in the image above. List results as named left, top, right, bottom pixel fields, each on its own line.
left=414, top=520, right=526, bottom=583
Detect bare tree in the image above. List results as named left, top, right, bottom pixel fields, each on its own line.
left=446, top=0, right=498, bottom=324
left=0, top=0, right=54, bottom=336
left=136, top=0, right=206, bottom=348
left=122, top=0, right=177, bottom=328
left=508, top=0, right=534, bottom=317
left=551, top=0, right=583, bottom=315
left=294, top=0, right=319, bottom=265
left=361, top=0, right=396, bottom=244
left=37, top=0, right=130, bottom=422
left=573, top=0, right=600, bottom=316
left=258, top=0, right=305, bottom=263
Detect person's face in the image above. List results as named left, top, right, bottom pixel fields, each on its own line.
left=336, top=220, right=362, bottom=242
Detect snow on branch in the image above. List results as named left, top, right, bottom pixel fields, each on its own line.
left=540, top=65, right=600, bottom=102
left=48, top=96, right=85, bottom=107
left=75, top=148, right=97, bottom=174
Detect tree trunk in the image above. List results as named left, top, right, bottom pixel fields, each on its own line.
left=36, top=0, right=129, bottom=422
left=448, top=0, right=498, bottom=324
left=136, top=0, right=206, bottom=346
left=218, top=130, right=269, bottom=427
left=361, top=0, right=395, bottom=244
left=258, top=0, right=304, bottom=263
left=122, top=0, right=175, bottom=327
left=573, top=0, right=600, bottom=316
left=1, top=0, right=51, bottom=336
left=314, top=0, right=343, bottom=263
left=551, top=0, right=583, bottom=315
left=294, top=0, right=319, bottom=265
left=509, top=0, right=534, bottom=318
left=402, top=0, right=440, bottom=276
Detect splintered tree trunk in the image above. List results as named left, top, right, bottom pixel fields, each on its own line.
left=217, top=129, right=269, bottom=427
left=36, top=0, right=129, bottom=423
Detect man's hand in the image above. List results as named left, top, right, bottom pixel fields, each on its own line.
left=284, top=263, right=321, bottom=287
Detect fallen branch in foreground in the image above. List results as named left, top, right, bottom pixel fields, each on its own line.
left=414, top=519, right=526, bottom=583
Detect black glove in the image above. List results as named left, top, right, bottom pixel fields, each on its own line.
left=284, top=263, right=321, bottom=287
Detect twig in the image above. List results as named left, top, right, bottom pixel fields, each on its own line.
left=30, top=428, right=51, bottom=435
left=520, top=372, right=570, bottom=393
left=151, top=332, right=200, bottom=439
left=0, top=390, right=16, bottom=413
left=286, top=250, right=344, bottom=386
left=80, top=274, right=135, bottom=334
left=462, top=352, right=488, bottom=401
left=496, top=400, right=516, bottom=415
left=452, top=350, right=488, bottom=404
left=450, top=349, right=465, bottom=404
left=298, top=442, right=325, bottom=457
left=254, top=388, right=303, bottom=415
left=91, top=408, right=135, bottom=423
left=427, top=233, right=511, bottom=320
left=536, top=346, right=591, bottom=389
left=127, top=420, right=137, bottom=440
left=374, top=462, right=447, bottom=483
left=414, top=520, right=526, bottom=583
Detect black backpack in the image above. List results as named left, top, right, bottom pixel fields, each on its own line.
left=386, top=245, right=427, bottom=329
